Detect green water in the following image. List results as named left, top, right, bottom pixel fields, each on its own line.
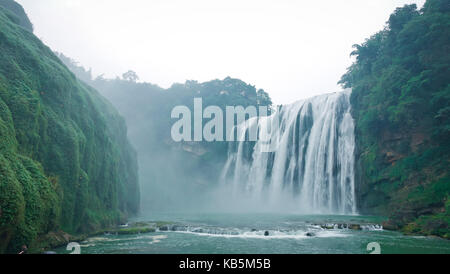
left=56, top=213, right=450, bottom=254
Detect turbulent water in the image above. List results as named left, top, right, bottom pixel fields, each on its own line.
left=52, top=91, right=450, bottom=255
left=51, top=90, right=450, bottom=255
left=220, top=90, right=356, bottom=214
left=55, top=213, right=450, bottom=254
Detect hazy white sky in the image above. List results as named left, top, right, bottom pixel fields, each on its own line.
left=17, top=0, right=425, bottom=104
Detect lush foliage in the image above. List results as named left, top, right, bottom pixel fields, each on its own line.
left=0, top=5, right=139, bottom=253
left=59, top=54, right=272, bottom=211
left=0, top=0, right=32, bottom=32
left=340, top=0, right=449, bottom=237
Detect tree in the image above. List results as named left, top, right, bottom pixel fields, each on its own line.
left=338, top=0, right=450, bottom=238
left=387, top=4, right=419, bottom=33
left=122, top=70, right=139, bottom=82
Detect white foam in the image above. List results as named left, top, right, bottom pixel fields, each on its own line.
left=169, top=228, right=350, bottom=239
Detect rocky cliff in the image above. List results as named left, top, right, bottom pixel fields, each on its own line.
left=341, top=0, right=449, bottom=238
left=0, top=2, right=139, bottom=253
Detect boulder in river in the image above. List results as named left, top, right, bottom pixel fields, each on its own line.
left=320, top=224, right=335, bottom=230
left=348, top=224, right=362, bottom=230
left=382, top=220, right=398, bottom=231
left=158, top=225, right=170, bottom=231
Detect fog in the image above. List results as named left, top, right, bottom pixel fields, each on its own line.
left=23, top=0, right=426, bottom=215
left=17, top=0, right=424, bottom=105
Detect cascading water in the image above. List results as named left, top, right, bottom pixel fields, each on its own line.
left=220, top=89, right=357, bottom=215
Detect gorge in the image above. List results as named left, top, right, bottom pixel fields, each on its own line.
left=59, top=0, right=449, bottom=238
left=58, top=0, right=449, bottom=241
left=0, top=0, right=448, bottom=254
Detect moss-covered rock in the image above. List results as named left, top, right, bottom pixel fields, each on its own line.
left=0, top=0, right=33, bottom=32
left=340, top=0, right=449, bottom=238
left=0, top=3, right=139, bottom=253
left=116, top=227, right=156, bottom=235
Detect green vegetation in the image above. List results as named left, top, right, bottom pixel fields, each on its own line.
left=116, top=227, right=155, bottom=235
left=0, top=4, right=139, bottom=253
left=340, top=0, right=449, bottom=238
left=58, top=54, right=272, bottom=211
left=0, top=0, right=32, bottom=32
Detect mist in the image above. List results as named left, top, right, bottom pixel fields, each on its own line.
left=58, top=56, right=271, bottom=215
left=17, top=0, right=425, bottom=105
left=2, top=0, right=448, bottom=255
left=49, top=0, right=427, bottom=215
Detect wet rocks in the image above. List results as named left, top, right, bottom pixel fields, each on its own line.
left=117, top=227, right=156, bottom=235
left=348, top=224, right=362, bottom=230
left=38, top=230, right=72, bottom=249
left=171, top=225, right=187, bottom=232
left=320, top=224, right=335, bottom=230
left=192, top=228, right=204, bottom=233
left=158, top=225, right=170, bottom=231
left=382, top=220, right=398, bottom=231
left=315, top=223, right=367, bottom=230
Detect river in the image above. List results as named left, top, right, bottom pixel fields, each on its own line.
left=55, top=213, right=450, bottom=254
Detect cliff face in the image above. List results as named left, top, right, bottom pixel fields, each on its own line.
left=57, top=55, right=273, bottom=212
left=0, top=0, right=32, bottom=32
left=0, top=4, right=139, bottom=253
left=341, top=0, right=449, bottom=238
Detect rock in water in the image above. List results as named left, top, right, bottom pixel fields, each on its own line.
left=348, top=224, right=361, bottom=230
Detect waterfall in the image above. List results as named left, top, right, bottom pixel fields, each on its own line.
left=220, top=89, right=357, bottom=215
